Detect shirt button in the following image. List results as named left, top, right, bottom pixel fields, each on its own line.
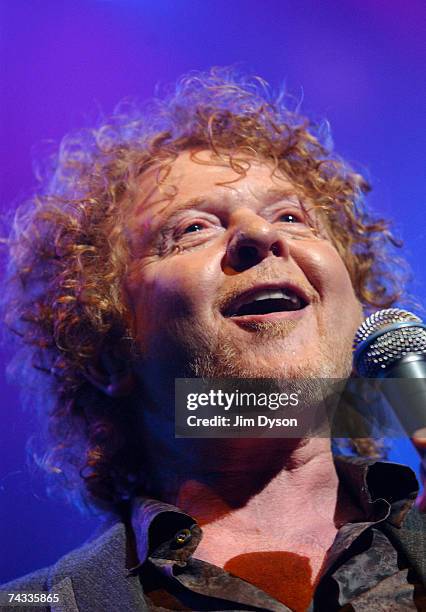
left=174, top=528, right=192, bottom=546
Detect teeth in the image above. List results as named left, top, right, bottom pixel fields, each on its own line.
left=224, top=286, right=307, bottom=317
left=249, top=289, right=301, bottom=307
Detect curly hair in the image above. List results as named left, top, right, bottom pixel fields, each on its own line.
left=2, top=67, right=408, bottom=514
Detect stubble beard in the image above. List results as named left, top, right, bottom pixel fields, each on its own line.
left=186, top=318, right=354, bottom=435
left=189, top=319, right=353, bottom=380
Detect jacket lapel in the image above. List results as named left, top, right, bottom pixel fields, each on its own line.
left=48, top=522, right=148, bottom=611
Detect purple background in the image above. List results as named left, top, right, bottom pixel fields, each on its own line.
left=1, top=0, right=425, bottom=582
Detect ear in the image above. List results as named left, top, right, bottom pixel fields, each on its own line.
left=84, top=353, right=136, bottom=397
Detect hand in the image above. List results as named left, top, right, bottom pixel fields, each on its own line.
left=412, top=428, right=426, bottom=512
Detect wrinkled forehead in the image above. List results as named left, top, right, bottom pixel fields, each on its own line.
left=126, top=149, right=307, bottom=234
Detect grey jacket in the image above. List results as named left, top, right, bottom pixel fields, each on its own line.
left=1, top=507, right=425, bottom=612
left=1, top=522, right=147, bottom=612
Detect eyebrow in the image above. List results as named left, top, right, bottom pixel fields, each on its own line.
left=145, top=185, right=305, bottom=241
left=261, top=187, right=301, bottom=204
left=158, top=187, right=300, bottom=219
left=156, top=196, right=210, bottom=222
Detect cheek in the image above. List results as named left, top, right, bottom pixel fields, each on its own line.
left=127, top=255, right=221, bottom=339
left=297, top=242, right=362, bottom=317
left=319, top=247, right=364, bottom=328
left=327, top=257, right=358, bottom=305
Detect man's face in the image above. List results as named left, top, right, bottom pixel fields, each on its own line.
left=125, top=150, right=363, bottom=384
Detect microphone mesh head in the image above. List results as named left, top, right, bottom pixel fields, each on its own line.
left=353, top=308, right=426, bottom=377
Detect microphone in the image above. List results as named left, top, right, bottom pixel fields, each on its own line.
left=353, top=308, right=426, bottom=438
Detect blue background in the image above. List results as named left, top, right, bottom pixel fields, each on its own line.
left=0, top=0, right=425, bottom=582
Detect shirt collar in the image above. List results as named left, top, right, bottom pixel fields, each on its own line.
left=333, top=455, right=418, bottom=526
left=129, top=455, right=419, bottom=570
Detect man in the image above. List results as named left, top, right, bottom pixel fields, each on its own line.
left=1, top=68, right=425, bottom=610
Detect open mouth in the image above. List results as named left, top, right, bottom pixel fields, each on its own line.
left=222, top=286, right=309, bottom=318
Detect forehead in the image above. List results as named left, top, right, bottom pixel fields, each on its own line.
left=129, top=150, right=301, bottom=227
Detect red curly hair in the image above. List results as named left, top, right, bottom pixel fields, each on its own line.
left=3, top=68, right=407, bottom=513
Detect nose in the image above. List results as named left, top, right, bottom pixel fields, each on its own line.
left=223, top=209, right=290, bottom=273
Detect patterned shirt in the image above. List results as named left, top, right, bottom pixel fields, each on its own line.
left=127, top=456, right=426, bottom=611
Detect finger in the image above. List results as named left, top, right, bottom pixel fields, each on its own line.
left=411, top=427, right=426, bottom=449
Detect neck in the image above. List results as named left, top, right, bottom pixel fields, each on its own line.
left=138, top=390, right=341, bottom=526
left=179, top=439, right=340, bottom=527
left=134, top=387, right=361, bottom=610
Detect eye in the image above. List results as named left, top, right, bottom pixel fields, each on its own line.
left=277, top=212, right=302, bottom=223
left=183, top=222, right=205, bottom=233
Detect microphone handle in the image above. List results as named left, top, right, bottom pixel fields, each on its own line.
left=381, top=355, right=426, bottom=436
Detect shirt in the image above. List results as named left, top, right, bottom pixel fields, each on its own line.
left=127, top=456, right=426, bottom=611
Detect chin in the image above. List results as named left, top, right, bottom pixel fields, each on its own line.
left=191, top=352, right=351, bottom=380
left=187, top=322, right=354, bottom=380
